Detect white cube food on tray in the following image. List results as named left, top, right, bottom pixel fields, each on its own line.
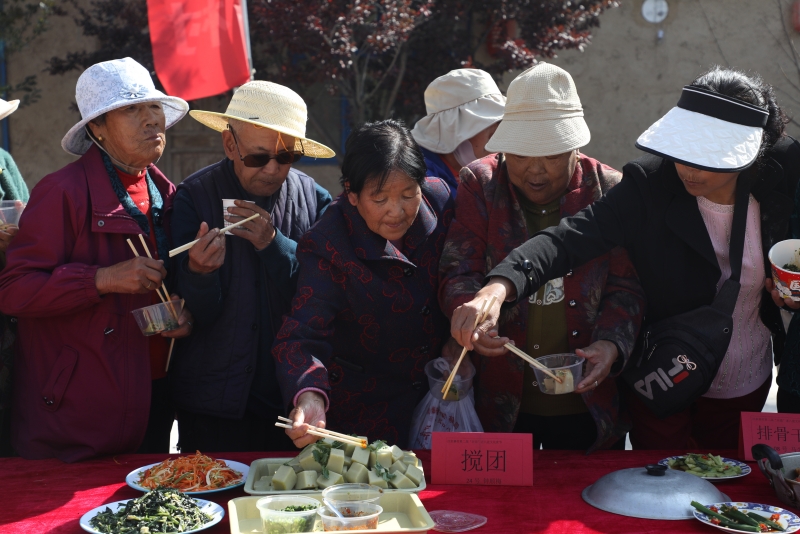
left=403, top=453, right=419, bottom=467
left=317, top=471, right=345, bottom=488
left=345, top=436, right=368, bottom=457
left=391, top=445, right=404, bottom=463
left=253, top=475, right=273, bottom=491
left=376, top=446, right=394, bottom=468
left=405, top=464, right=424, bottom=486
left=327, top=448, right=345, bottom=474
left=345, top=462, right=369, bottom=483
left=295, top=470, right=319, bottom=490
left=299, top=453, right=323, bottom=473
left=390, top=460, right=408, bottom=474
left=271, top=465, right=297, bottom=491
left=368, top=469, right=389, bottom=489
left=389, top=471, right=416, bottom=489
left=351, top=445, right=371, bottom=466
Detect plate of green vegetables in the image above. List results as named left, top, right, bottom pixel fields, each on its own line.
left=79, top=488, right=224, bottom=534
left=691, top=501, right=800, bottom=533
left=659, top=453, right=751, bottom=480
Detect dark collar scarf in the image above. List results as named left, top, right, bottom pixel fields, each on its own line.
left=101, top=152, right=169, bottom=261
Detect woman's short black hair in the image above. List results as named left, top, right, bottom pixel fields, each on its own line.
left=340, top=119, right=426, bottom=194
left=691, top=66, right=787, bottom=159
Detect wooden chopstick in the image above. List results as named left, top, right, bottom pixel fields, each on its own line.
left=126, top=238, right=167, bottom=304
left=504, top=343, right=564, bottom=384
left=276, top=416, right=368, bottom=447
left=137, top=235, right=179, bottom=321
left=441, top=296, right=496, bottom=395
left=165, top=339, right=175, bottom=372
left=168, top=213, right=260, bottom=257
left=274, top=422, right=367, bottom=447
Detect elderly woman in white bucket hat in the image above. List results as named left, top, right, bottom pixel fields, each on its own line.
left=440, top=63, right=644, bottom=452
left=0, top=57, right=192, bottom=461
left=453, top=66, right=800, bottom=451
left=411, top=69, right=505, bottom=198
left=168, top=81, right=334, bottom=453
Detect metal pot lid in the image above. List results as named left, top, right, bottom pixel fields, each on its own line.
left=582, top=464, right=730, bottom=520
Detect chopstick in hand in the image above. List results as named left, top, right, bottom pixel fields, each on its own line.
left=504, top=343, right=563, bottom=384
left=126, top=238, right=167, bottom=304
left=168, top=213, right=260, bottom=257
left=274, top=421, right=367, bottom=448
left=276, top=416, right=368, bottom=448
left=441, top=296, right=496, bottom=395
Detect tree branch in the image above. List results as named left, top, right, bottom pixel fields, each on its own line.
left=382, top=45, right=408, bottom=119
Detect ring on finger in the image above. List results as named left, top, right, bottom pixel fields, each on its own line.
left=594, top=380, right=598, bottom=388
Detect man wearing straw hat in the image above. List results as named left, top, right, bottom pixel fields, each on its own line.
left=411, top=68, right=505, bottom=198
left=169, top=81, right=334, bottom=452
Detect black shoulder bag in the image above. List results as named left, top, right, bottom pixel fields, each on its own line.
left=621, top=177, right=750, bottom=419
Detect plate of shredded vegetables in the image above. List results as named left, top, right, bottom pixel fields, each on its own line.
left=80, top=488, right=224, bottom=534
left=126, top=451, right=248, bottom=495
left=659, top=453, right=750, bottom=481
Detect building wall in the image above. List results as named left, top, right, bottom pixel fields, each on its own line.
left=539, top=0, right=800, bottom=171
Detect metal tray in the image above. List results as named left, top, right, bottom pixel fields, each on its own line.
left=244, top=458, right=426, bottom=495
left=228, top=492, right=434, bottom=533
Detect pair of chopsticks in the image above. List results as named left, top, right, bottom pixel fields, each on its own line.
left=504, top=343, right=564, bottom=384
left=168, top=213, right=260, bottom=257
left=441, top=296, right=497, bottom=396
left=127, top=234, right=180, bottom=371
left=275, top=416, right=368, bottom=449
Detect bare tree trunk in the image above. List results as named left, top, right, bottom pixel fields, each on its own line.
left=381, top=46, right=408, bottom=119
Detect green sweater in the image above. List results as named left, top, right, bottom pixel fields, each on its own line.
left=0, top=148, right=28, bottom=202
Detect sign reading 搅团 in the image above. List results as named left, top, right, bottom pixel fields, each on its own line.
left=431, top=432, right=533, bottom=486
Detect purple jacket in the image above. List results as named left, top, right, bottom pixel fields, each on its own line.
left=0, top=145, right=174, bottom=462
left=273, top=177, right=454, bottom=447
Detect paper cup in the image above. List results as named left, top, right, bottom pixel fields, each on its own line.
left=0, top=200, right=25, bottom=229
left=769, top=239, right=800, bottom=301
left=222, top=199, right=255, bottom=229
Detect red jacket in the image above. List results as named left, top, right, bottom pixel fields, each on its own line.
left=0, top=145, right=174, bottom=462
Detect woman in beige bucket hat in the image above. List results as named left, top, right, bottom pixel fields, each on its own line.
left=440, top=63, right=644, bottom=452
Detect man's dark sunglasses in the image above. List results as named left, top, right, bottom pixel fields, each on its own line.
left=228, top=125, right=304, bottom=167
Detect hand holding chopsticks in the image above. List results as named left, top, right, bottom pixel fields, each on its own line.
left=441, top=296, right=497, bottom=396
left=169, top=213, right=260, bottom=257
left=275, top=416, right=367, bottom=449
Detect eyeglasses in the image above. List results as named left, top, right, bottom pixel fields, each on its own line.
left=228, top=125, right=304, bottom=167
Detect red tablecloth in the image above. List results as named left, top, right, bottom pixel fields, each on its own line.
left=0, top=449, right=787, bottom=533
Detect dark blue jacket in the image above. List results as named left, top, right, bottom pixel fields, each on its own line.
left=170, top=159, right=331, bottom=419
left=421, top=147, right=458, bottom=199
left=273, top=177, right=454, bottom=447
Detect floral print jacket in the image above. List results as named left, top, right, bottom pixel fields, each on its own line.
left=438, top=153, right=645, bottom=452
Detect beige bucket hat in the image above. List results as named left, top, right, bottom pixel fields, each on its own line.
left=486, top=63, right=590, bottom=157
left=190, top=81, right=335, bottom=159
left=411, top=68, right=505, bottom=154
left=0, top=99, right=19, bottom=122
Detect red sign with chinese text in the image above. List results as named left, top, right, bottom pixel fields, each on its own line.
left=431, top=432, right=533, bottom=486
left=738, top=411, right=800, bottom=461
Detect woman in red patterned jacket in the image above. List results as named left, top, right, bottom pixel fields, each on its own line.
left=439, top=63, right=645, bottom=452
left=274, top=120, right=453, bottom=448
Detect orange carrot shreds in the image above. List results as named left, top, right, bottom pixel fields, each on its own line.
left=137, top=451, right=243, bottom=492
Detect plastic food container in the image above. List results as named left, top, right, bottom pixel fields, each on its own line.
left=424, top=358, right=475, bottom=402
left=531, top=353, right=584, bottom=395
left=131, top=299, right=183, bottom=336
left=256, top=495, right=320, bottom=533
left=0, top=200, right=25, bottom=229
left=318, top=502, right=383, bottom=531
left=769, top=239, right=800, bottom=301
left=321, top=483, right=383, bottom=505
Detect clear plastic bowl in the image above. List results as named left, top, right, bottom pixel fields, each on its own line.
left=130, top=299, right=183, bottom=336
left=0, top=200, right=25, bottom=229
left=425, top=358, right=475, bottom=402
left=531, top=353, right=584, bottom=395
left=321, top=483, right=383, bottom=505
left=318, top=502, right=383, bottom=531
left=256, top=495, right=320, bottom=533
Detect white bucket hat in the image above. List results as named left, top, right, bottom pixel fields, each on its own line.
left=411, top=68, right=505, bottom=154
left=0, top=99, right=19, bottom=122
left=636, top=86, right=768, bottom=172
left=61, top=57, right=189, bottom=156
left=486, top=63, right=590, bottom=157
left=190, top=81, right=335, bottom=159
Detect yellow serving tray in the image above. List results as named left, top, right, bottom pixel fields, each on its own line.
left=244, top=458, right=427, bottom=495
left=228, top=492, right=434, bottom=533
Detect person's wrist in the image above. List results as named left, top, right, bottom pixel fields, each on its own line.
left=488, top=276, right=515, bottom=301
left=256, top=227, right=277, bottom=251
left=296, top=390, right=325, bottom=407
left=187, top=258, right=215, bottom=275
left=95, top=266, right=112, bottom=295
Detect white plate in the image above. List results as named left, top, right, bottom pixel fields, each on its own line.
left=693, top=502, right=800, bottom=533
left=126, top=459, right=249, bottom=495
left=80, top=497, right=224, bottom=534
left=658, top=455, right=751, bottom=481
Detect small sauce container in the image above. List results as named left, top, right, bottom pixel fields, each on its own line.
left=317, top=502, right=383, bottom=531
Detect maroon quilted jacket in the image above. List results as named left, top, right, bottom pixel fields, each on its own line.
left=438, top=153, right=645, bottom=452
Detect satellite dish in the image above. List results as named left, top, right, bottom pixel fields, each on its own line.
left=642, top=0, right=669, bottom=24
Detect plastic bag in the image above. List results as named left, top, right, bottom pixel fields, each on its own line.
left=408, top=357, right=483, bottom=449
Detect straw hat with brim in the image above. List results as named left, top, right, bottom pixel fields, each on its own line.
left=636, top=86, right=768, bottom=172
left=61, top=57, right=189, bottom=156
left=411, top=68, right=505, bottom=154
left=0, top=99, right=19, bottom=122
left=190, top=81, right=335, bottom=159
left=486, top=62, right=590, bottom=158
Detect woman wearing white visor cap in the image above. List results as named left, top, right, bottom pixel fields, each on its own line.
left=450, top=66, right=800, bottom=450
left=411, top=69, right=505, bottom=198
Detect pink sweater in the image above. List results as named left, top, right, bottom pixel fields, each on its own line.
left=697, top=195, right=772, bottom=399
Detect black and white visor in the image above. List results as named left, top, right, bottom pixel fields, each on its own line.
left=635, top=86, right=768, bottom=172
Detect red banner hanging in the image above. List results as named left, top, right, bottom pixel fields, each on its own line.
left=147, top=0, right=251, bottom=101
